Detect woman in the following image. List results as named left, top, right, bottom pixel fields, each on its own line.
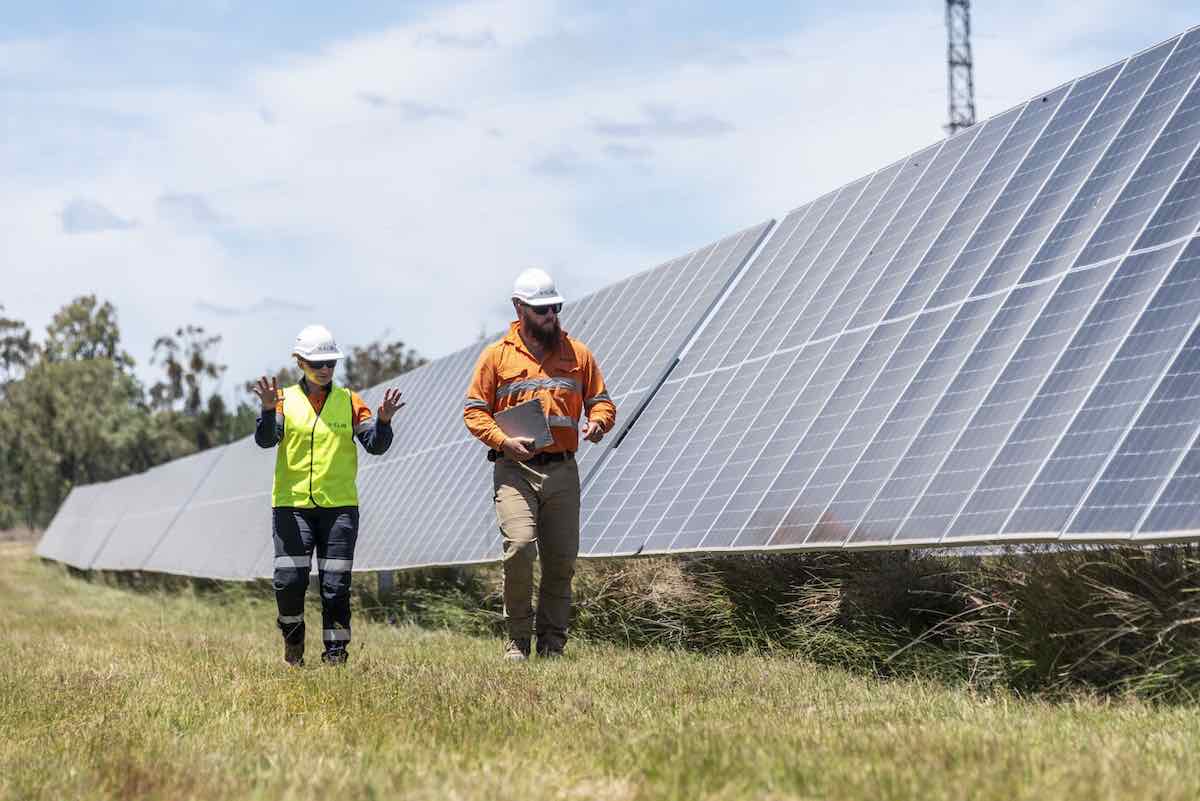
left=253, top=324, right=404, bottom=666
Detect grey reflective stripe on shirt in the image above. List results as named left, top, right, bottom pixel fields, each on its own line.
left=496, top=377, right=581, bottom=399
left=354, top=417, right=375, bottom=435
left=548, top=415, right=578, bottom=428
left=464, top=397, right=491, bottom=411
left=584, top=391, right=612, bottom=408
left=274, top=555, right=311, bottom=569
left=318, top=558, right=353, bottom=572
left=324, top=629, right=352, bottom=642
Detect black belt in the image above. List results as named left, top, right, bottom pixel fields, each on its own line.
left=488, top=450, right=574, bottom=465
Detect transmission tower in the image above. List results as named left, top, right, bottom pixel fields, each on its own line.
left=945, top=0, right=976, bottom=135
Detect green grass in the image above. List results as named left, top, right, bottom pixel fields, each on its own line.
left=4, top=542, right=1200, bottom=801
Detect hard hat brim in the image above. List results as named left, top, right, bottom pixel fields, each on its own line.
left=513, top=293, right=565, bottom=307
left=292, top=347, right=346, bottom=360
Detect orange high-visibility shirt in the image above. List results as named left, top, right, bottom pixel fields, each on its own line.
left=464, top=322, right=616, bottom=453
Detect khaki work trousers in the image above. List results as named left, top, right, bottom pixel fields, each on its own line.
left=493, top=455, right=581, bottom=648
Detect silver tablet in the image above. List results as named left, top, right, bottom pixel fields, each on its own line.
left=492, top=397, right=554, bottom=449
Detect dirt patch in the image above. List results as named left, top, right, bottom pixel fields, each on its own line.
left=0, top=527, right=40, bottom=543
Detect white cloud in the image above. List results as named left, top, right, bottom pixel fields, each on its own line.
left=60, top=198, right=137, bottom=233
left=157, top=193, right=226, bottom=227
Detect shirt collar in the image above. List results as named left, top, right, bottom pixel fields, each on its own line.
left=300, top=376, right=333, bottom=396
left=504, top=320, right=569, bottom=359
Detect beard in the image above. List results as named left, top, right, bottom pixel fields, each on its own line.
left=525, top=313, right=561, bottom=348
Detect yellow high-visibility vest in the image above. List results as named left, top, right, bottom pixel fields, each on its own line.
left=272, top=384, right=359, bottom=508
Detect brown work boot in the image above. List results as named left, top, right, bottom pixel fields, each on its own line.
left=284, top=640, right=305, bottom=667
left=504, top=638, right=531, bottom=662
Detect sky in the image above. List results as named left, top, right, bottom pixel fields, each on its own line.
left=2, top=0, right=1196, bottom=401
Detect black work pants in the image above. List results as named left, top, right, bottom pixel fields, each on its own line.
left=272, top=506, right=358, bottom=658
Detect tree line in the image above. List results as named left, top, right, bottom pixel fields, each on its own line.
left=0, top=297, right=425, bottom=529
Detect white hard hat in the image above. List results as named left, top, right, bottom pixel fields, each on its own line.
left=291, top=324, right=345, bottom=360
left=511, top=268, right=565, bottom=307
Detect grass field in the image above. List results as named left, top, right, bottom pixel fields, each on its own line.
left=3, top=542, right=1200, bottom=801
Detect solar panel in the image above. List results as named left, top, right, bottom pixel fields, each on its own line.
left=90, top=447, right=226, bottom=571
left=581, top=28, right=1200, bottom=555
left=54, top=473, right=147, bottom=570
left=34, top=483, right=99, bottom=565
left=142, top=442, right=276, bottom=580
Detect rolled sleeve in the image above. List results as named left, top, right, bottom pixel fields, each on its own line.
left=583, top=355, right=616, bottom=433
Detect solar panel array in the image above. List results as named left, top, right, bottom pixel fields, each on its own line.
left=37, top=27, right=1200, bottom=578
left=581, top=28, right=1200, bottom=554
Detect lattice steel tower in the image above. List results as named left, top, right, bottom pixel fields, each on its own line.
left=945, top=0, right=977, bottom=135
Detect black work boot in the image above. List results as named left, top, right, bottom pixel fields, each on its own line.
left=321, top=648, right=349, bottom=666
left=535, top=638, right=564, bottom=659
left=504, top=638, right=531, bottom=662
left=284, top=640, right=305, bottom=667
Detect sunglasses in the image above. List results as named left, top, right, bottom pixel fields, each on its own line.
left=523, top=302, right=562, bottom=316
left=302, top=358, right=337, bottom=370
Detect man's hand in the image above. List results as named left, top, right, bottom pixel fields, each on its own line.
left=253, top=376, right=280, bottom=411
left=378, top=387, right=405, bottom=424
left=501, top=436, right=537, bottom=462
left=581, top=420, right=605, bottom=444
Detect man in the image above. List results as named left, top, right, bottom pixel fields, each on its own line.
left=253, top=323, right=404, bottom=666
left=463, top=268, right=617, bottom=661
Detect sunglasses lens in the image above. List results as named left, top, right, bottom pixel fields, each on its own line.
left=307, top=359, right=335, bottom=369
left=520, top=301, right=561, bottom=316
